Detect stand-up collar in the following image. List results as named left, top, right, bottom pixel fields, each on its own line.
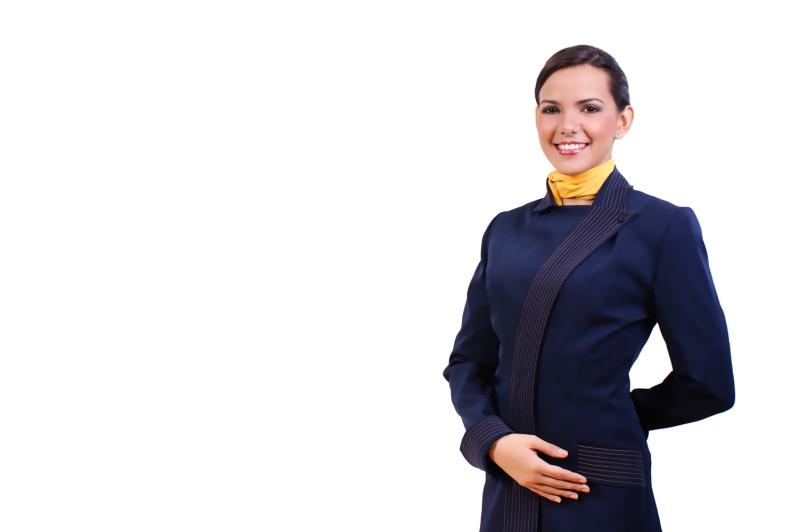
left=533, top=166, right=632, bottom=213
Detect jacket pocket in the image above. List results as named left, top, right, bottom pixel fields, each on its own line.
left=577, top=444, right=646, bottom=489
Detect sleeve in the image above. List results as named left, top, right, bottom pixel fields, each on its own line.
left=631, top=207, right=735, bottom=433
left=443, top=216, right=514, bottom=472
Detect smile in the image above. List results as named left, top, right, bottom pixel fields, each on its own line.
left=554, top=142, right=588, bottom=155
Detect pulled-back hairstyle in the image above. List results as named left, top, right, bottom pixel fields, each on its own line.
left=535, top=45, right=630, bottom=111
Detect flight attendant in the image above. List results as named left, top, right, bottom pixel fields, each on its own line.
left=443, top=45, right=734, bottom=532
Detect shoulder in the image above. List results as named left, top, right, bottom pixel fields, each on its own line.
left=629, top=189, right=702, bottom=231
left=628, top=190, right=705, bottom=246
left=484, top=199, right=541, bottom=237
left=479, top=199, right=541, bottom=260
left=629, top=189, right=680, bottom=217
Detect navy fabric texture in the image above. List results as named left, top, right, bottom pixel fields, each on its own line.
left=443, top=169, right=734, bottom=532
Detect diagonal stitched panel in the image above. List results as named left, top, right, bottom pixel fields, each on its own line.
left=505, top=481, right=539, bottom=532
left=502, top=170, right=633, bottom=532
left=510, top=170, right=632, bottom=434
left=509, top=207, right=632, bottom=433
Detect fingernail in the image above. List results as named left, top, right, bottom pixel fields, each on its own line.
left=554, top=497, right=561, bottom=503
left=558, top=448, right=567, bottom=456
left=571, top=494, right=579, bottom=500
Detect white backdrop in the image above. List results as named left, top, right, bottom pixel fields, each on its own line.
left=1, top=2, right=796, bottom=531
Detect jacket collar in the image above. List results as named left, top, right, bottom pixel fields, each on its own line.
left=533, top=166, right=632, bottom=212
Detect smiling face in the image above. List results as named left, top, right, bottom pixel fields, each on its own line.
left=536, top=64, right=633, bottom=175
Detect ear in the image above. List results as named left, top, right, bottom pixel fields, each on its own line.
left=615, top=105, right=634, bottom=140
left=534, top=106, right=540, bottom=128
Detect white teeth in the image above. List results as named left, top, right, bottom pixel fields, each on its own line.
left=558, top=143, right=586, bottom=150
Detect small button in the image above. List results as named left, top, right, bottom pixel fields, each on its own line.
left=618, top=214, right=627, bottom=223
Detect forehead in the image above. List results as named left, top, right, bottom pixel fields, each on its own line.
left=539, top=64, right=612, bottom=101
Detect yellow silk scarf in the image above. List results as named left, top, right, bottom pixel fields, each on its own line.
left=547, top=158, right=616, bottom=206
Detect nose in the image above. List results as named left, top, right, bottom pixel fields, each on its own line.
left=558, top=109, right=580, bottom=135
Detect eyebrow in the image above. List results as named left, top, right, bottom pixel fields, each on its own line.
left=540, top=98, right=606, bottom=105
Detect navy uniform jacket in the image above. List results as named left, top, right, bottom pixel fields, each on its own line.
left=443, top=169, right=734, bottom=532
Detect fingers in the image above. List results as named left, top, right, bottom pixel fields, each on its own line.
left=519, top=446, right=590, bottom=503
left=542, top=476, right=591, bottom=493
left=520, top=473, right=589, bottom=502
left=538, top=461, right=588, bottom=485
left=527, top=436, right=569, bottom=460
left=529, top=486, right=563, bottom=503
left=523, top=436, right=588, bottom=485
left=528, top=483, right=583, bottom=503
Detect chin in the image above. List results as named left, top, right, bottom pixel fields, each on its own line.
left=553, top=162, right=593, bottom=175
left=550, top=153, right=610, bottom=176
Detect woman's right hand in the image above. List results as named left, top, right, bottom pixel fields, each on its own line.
left=488, top=434, right=590, bottom=503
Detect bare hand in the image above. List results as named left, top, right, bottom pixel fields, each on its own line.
left=488, top=434, right=589, bottom=503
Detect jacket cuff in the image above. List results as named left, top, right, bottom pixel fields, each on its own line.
left=460, top=416, right=514, bottom=471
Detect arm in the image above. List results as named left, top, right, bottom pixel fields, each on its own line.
left=631, top=208, right=735, bottom=433
left=443, top=216, right=513, bottom=472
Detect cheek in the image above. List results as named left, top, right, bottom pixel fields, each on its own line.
left=538, top=131, right=554, bottom=151
left=536, top=120, right=554, bottom=142
left=586, top=120, right=617, bottom=144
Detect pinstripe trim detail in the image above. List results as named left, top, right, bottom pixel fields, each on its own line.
left=577, top=445, right=646, bottom=488
left=503, top=169, right=633, bottom=531
left=504, top=480, right=539, bottom=532
left=533, top=182, right=557, bottom=211
left=460, top=417, right=513, bottom=470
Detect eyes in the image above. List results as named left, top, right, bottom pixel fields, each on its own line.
left=541, top=105, right=602, bottom=114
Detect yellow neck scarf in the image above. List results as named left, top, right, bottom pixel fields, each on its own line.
left=547, top=158, right=616, bottom=206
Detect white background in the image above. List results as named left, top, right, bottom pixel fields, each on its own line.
left=0, top=2, right=796, bottom=530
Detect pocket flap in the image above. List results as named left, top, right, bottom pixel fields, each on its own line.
left=577, top=444, right=646, bottom=488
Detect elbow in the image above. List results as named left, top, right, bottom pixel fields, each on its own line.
left=719, top=385, right=735, bottom=413
left=443, top=353, right=469, bottom=382
left=692, top=363, right=735, bottom=416
left=683, top=371, right=735, bottom=419
left=719, top=371, right=736, bottom=412
left=707, top=378, right=735, bottom=416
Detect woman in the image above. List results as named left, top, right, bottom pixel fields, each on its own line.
left=443, top=45, right=734, bottom=532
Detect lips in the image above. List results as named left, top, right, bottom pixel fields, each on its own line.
left=554, top=142, right=588, bottom=155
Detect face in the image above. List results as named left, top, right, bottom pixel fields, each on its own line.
left=535, top=64, right=633, bottom=175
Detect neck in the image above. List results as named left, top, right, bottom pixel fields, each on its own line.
left=547, top=158, right=615, bottom=206
left=562, top=198, right=593, bottom=206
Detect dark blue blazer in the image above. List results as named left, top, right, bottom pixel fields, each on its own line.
left=443, top=169, right=734, bottom=532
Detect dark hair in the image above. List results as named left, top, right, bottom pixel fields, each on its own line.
left=535, top=45, right=630, bottom=111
